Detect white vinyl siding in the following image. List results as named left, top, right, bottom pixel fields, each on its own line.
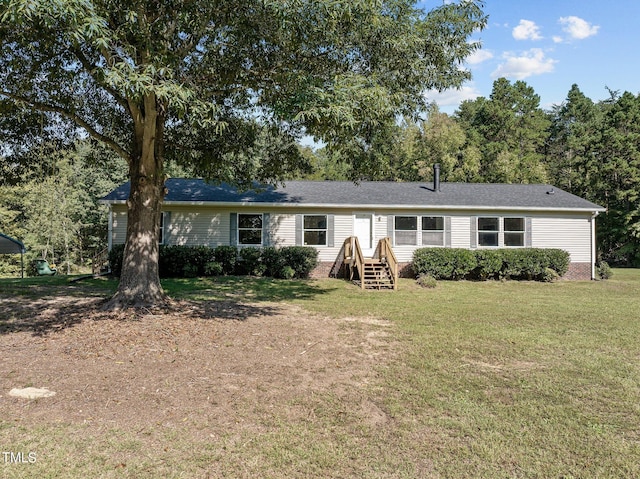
left=168, top=209, right=228, bottom=247
left=110, top=209, right=128, bottom=246
left=531, top=216, right=592, bottom=262
left=451, top=216, right=471, bottom=248
left=109, top=206, right=594, bottom=266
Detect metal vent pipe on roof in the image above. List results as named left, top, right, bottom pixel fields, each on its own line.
left=433, top=163, right=441, bottom=192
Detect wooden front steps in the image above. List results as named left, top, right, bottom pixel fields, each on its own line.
left=342, top=236, right=398, bottom=290
left=361, top=258, right=395, bottom=290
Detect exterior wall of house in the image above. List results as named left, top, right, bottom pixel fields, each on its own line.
left=530, top=216, right=592, bottom=262
left=109, top=205, right=596, bottom=279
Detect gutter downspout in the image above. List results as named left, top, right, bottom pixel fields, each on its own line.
left=591, top=211, right=599, bottom=280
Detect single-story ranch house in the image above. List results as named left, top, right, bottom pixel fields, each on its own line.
left=102, top=172, right=605, bottom=282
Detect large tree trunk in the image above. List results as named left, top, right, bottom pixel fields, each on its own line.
left=104, top=93, right=169, bottom=310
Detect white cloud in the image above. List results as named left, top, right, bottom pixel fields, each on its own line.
left=559, top=16, right=600, bottom=40
left=491, top=48, right=557, bottom=80
left=424, top=85, right=482, bottom=109
left=513, top=20, right=543, bottom=41
left=466, top=49, right=494, bottom=65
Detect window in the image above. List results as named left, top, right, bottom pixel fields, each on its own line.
left=422, top=216, right=444, bottom=246
left=238, top=214, right=263, bottom=245
left=394, top=216, right=418, bottom=245
left=477, top=217, right=499, bottom=247
left=476, top=217, right=527, bottom=247
left=504, top=217, right=525, bottom=247
left=159, top=212, right=167, bottom=245
left=303, top=215, right=327, bottom=246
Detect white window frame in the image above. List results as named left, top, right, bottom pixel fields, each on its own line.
left=303, top=214, right=328, bottom=246
left=421, top=216, right=445, bottom=246
left=394, top=216, right=418, bottom=246
left=159, top=212, right=167, bottom=245
left=504, top=217, right=526, bottom=247
left=476, top=216, right=527, bottom=248
left=237, top=213, right=264, bottom=246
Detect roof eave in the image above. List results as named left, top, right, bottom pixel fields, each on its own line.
left=101, top=199, right=605, bottom=213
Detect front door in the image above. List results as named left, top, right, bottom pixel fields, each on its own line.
left=354, top=214, right=374, bottom=257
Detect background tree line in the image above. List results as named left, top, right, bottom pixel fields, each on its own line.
left=2, top=77, right=639, bottom=275
left=296, top=78, right=640, bottom=267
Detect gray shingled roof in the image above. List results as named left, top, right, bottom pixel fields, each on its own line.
left=101, top=179, right=604, bottom=211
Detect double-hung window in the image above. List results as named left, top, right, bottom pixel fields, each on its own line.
left=504, top=218, right=525, bottom=247
left=477, top=217, right=499, bottom=247
left=159, top=212, right=167, bottom=245
left=303, top=215, right=327, bottom=246
left=394, top=216, right=418, bottom=246
left=238, top=214, right=263, bottom=245
left=476, top=217, right=526, bottom=247
left=422, top=216, right=445, bottom=246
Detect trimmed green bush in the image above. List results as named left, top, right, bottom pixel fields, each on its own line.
left=214, top=246, right=238, bottom=275
left=541, top=267, right=559, bottom=283
left=108, top=243, right=318, bottom=279
left=160, top=245, right=215, bottom=278
left=474, top=250, right=503, bottom=280
left=204, top=261, right=223, bottom=276
left=544, top=249, right=571, bottom=277
left=280, top=265, right=296, bottom=280
left=261, top=246, right=285, bottom=278
left=237, top=247, right=265, bottom=276
left=278, top=246, right=319, bottom=279
left=412, top=247, right=570, bottom=282
left=412, top=248, right=477, bottom=280
left=108, top=244, right=125, bottom=277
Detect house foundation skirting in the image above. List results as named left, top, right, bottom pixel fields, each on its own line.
left=312, top=261, right=593, bottom=280
left=564, top=262, right=593, bottom=280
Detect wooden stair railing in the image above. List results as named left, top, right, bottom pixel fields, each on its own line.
left=343, top=236, right=398, bottom=290
left=373, top=237, right=398, bottom=290
left=92, top=247, right=111, bottom=276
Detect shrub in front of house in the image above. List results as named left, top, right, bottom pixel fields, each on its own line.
left=160, top=245, right=215, bottom=278
left=412, top=247, right=570, bottom=282
left=500, top=248, right=570, bottom=280
left=107, top=244, right=125, bottom=277
left=261, top=246, right=285, bottom=278
left=109, top=244, right=318, bottom=279
left=412, top=248, right=477, bottom=280
left=543, top=249, right=571, bottom=277
left=237, top=247, right=265, bottom=276
left=473, top=250, right=504, bottom=280
left=275, top=246, right=319, bottom=279
left=204, top=261, right=223, bottom=276
left=214, top=246, right=238, bottom=275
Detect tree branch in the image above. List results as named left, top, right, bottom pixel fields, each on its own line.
left=70, top=46, right=130, bottom=112
left=0, top=91, right=131, bottom=162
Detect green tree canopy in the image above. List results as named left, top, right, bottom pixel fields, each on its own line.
left=1, top=0, right=486, bottom=308
left=456, top=78, right=550, bottom=183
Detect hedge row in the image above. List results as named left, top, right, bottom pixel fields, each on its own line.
left=412, top=248, right=570, bottom=281
left=108, top=244, right=318, bottom=279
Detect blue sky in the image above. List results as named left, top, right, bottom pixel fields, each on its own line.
left=421, top=0, right=640, bottom=112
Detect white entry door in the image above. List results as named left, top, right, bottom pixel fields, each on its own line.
left=354, top=214, right=374, bottom=257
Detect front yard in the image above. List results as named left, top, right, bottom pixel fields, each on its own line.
left=1, top=271, right=639, bottom=477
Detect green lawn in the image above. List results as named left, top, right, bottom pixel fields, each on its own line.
left=301, top=272, right=640, bottom=478
left=1, top=271, right=639, bottom=477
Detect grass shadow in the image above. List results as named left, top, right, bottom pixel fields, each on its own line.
left=162, top=276, right=336, bottom=302
left=0, top=275, right=336, bottom=336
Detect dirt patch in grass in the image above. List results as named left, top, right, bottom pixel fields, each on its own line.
left=0, top=294, right=398, bottom=476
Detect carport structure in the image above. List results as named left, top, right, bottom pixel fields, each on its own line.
left=0, top=233, right=26, bottom=278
